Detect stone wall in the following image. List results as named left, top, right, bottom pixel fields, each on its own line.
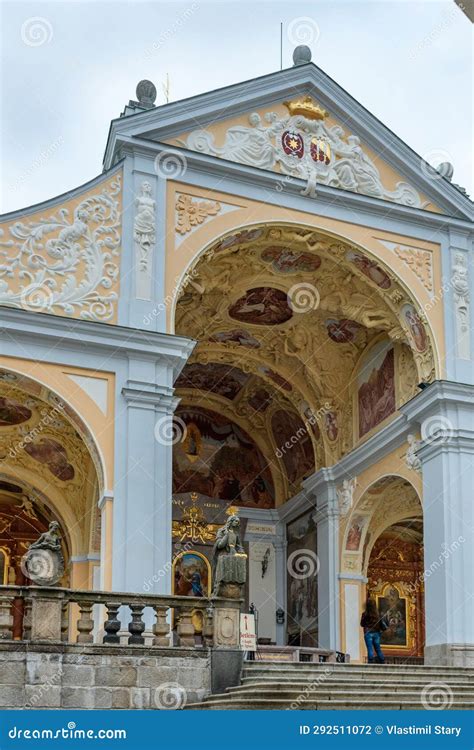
left=0, top=643, right=211, bottom=710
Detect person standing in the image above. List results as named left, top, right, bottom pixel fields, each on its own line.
left=360, top=598, right=386, bottom=664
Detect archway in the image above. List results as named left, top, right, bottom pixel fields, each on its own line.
left=0, top=367, right=105, bottom=588
left=171, top=222, right=434, bottom=647
left=342, top=474, right=424, bottom=661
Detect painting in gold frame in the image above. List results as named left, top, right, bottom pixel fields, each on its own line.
left=376, top=584, right=411, bottom=649
left=172, top=550, right=211, bottom=635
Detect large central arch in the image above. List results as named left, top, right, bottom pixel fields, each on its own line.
left=172, top=222, right=438, bottom=503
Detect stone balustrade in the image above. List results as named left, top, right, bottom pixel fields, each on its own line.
left=0, top=585, right=241, bottom=649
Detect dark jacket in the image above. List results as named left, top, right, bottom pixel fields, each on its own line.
left=360, top=611, right=386, bottom=633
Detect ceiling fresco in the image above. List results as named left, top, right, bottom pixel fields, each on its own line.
left=174, top=223, right=436, bottom=504
left=0, top=376, right=100, bottom=550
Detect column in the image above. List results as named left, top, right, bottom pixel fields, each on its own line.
left=112, top=377, right=178, bottom=596
left=305, top=468, right=341, bottom=651
left=401, top=381, right=474, bottom=666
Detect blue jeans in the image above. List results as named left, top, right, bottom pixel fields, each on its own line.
left=364, top=631, right=385, bottom=663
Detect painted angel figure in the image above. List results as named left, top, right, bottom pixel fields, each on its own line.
left=337, top=478, right=357, bottom=516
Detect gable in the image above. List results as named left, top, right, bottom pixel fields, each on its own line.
left=165, top=97, right=440, bottom=212
left=104, top=63, right=471, bottom=219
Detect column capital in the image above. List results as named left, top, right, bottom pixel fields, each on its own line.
left=303, top=467, right=340, bottom=518
left=121, top=381, right=179, bottom=413
left=400, top=380, right=474, bottom=458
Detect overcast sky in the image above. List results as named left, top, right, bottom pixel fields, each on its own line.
left=1, top=0, right=472, bottom=214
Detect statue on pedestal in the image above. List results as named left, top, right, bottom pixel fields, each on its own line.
left=212, top=515, right=247, bottom=599
left=22, top=521, right=65, bottom=586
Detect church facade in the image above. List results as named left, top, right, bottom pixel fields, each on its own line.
left=1, top=47, right=472, bottom=667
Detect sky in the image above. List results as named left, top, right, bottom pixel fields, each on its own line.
left=1, top=0, right=472, bottom=214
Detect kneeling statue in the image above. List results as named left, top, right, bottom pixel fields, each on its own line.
left=212, top=515, right=247, bottom=599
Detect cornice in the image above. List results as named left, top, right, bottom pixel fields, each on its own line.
left=0, top=161, right=124, bottom=222
left=115, top=136, right=473, bottom=232
left=0, top=306, right=196, bottom=376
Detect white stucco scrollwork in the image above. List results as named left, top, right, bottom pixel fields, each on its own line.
left=134, top=180, right=156, bottom=300
left=186, top=109, right=424, bottom=207
left=0, top=174, right=122, bottom=322
left=451, top=252, right=470, bottom=360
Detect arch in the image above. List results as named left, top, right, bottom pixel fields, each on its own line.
left=0, top=366, right=105, bottom=557
left=169, top=219, right=442, bottom=382
left=0, top=362, right=108, bottom=493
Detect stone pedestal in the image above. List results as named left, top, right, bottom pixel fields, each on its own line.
left=30, top=595, right=63, bottom=642
left=213, top=605, right=240, bottom=648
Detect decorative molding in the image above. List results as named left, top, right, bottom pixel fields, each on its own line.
left=0, top=173, right=122, bottom=322
left=451, top=251, right=470, bottom=360
left=378, top=240, right=434, bottom=294
left=185, top=109, right=424, bottom=206
left=405, top=433, right=422, bottom=473
left=337, top=477, right=357, bottom=516
left=133, top=181, right=155, bottom=300
left=175, top=193, right=221, bottom=235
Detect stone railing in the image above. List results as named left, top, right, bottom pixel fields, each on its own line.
left=0, top=585, right=241, bottom=649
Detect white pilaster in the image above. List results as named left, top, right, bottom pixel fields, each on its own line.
left=401, top=381, right=474, bottom=666
left=304, top=468, right=341, bottom=651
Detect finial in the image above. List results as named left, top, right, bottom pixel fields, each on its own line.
left=293, top=45, right=312, bottom=66
left=135, top=79, right=157, bottom=109
left=436, top=162, right=454, bottom=182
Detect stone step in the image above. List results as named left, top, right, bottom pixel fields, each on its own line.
left=242, top=667, right=474, bottom=680
left=225, top=687, right=474, bottom=699
left=241, top=676, right=474, bottom=687
left=233, top=683, right=474, bottom=695
left=187, top=697, right=474, bottom=710
left=243, top=662, right=472, bottom=673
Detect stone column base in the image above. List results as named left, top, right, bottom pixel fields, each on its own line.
left=425, top=643, right=474, bottom=667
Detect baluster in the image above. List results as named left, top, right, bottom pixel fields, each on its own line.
left=0, top=594, right=13, bottom=639
left=177, top=606, right=195, bottom=647
left=76, top=600, right=94, bottom=644
left=152, top=605, right=170, bottom=646
left=103, top=601, right=121, bottom=644
left=128, top=604, right=145, bottom=645
left=61, top=600, right=70, bottom=642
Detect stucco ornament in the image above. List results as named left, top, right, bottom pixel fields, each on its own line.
left=406, top=434, right=422, bottom=473
left=134, top=181, right=156, bottom=271
left=185, top=103, right=423, bottom=206
left=451, top=252, right=470, bottom=359
left=0, top=174, right=121, bottom=321
left=175, top=193, right=221, bottom=235
left=337, top=477, right=357, bottom=516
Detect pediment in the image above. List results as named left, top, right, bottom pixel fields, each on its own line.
left=104, top=63, right=471, bottom=218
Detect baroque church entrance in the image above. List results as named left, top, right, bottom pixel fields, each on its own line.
left=171, top=222, right=434, bottom=653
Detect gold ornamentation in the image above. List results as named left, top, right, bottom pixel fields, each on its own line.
left=172, top=493, right=218, bottom=543
left=176, top=194, right=221, bottom=235
left=283, top=96, right=328, bottom=121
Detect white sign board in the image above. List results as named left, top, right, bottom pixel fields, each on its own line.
left=240, top=613, right=257, bottom=651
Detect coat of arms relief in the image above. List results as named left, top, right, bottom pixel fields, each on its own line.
left=183, top=97, right=425, bottom=207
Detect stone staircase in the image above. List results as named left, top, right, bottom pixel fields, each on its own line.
left=187, top=661, right=474, bottom=710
